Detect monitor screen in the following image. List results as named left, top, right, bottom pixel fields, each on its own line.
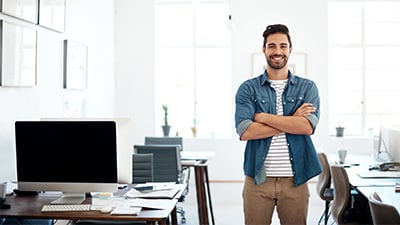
left=15, top=121, right=118, bottom=204
left=376, top=125, right=400, bottom=162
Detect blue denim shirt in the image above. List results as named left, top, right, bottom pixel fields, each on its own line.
left=235, top=71, right=322, bottom=186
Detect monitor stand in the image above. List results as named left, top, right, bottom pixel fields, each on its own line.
left=51, top=193, right=85, bottom=204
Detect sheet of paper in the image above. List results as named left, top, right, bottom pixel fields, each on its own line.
left=91, top=197, right=126, bottom=210
left=111, top=206, right=142, bottom=215
left=134, top=182, right=176, bottom=191
left=124, top=186, right=179, bottom=199
left=125, top=198, right=177, bottom=209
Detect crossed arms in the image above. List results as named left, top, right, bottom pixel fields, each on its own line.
left=240, top=103, right=316, bottom=141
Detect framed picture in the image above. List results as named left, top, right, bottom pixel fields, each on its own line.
left=287, top=52, right=307, bottom=76
left=252, top=52, right=308, bottom=77
left=0, top=20, right=37, bottom=87
left=0, top=0, right=38, bottom=24
left=63, top=39, right=88, bottom=90
left=38, top=0, right=65, bottom=32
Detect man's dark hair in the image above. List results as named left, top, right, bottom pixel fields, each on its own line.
left=262, top=24, right=292, bottom=48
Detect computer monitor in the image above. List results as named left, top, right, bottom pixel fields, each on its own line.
left=376, top=125, right=400, bottom=162
left=15, top=121, right=118, bottom=204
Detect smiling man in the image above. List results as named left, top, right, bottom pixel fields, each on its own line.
left=235, top=24, right=322, bottom=225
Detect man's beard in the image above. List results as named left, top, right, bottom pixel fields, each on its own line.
left=266, top=55, right=288, bottom=70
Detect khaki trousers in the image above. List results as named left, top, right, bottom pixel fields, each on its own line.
left=243, top=176, right=309, bottom=225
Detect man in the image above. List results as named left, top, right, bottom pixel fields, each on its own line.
left=235, top=24, right=322, bottom=225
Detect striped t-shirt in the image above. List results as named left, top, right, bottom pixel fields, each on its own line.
left=264, top=79, right=293, bottom=177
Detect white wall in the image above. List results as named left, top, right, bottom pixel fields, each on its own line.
left=113, top=0, right=374, bottom=181
left=0, top=0, right=115, bottom=181
left=0, top=0, right=375, bottom=182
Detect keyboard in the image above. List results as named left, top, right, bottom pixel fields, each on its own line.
left=41, top=204, right=91, bottom=212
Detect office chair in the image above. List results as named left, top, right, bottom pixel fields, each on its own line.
left=316, top=152, right=334, bottom=225
left=330, top=165, right=357, bottom=225
left=132, top=153, right=154, bottom=184
left=368, top=191, right=400, bottom=224
left=144, top=136, right=183, bottom=150
left=134, top=145, right=182, bottom=182
left=330, top=165, right=371, bottom=225
left=144, top=136, right=189, bottom=223
left=134, top=144, right=187, bottom=223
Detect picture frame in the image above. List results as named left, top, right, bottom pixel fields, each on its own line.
left=0, top=0, right=38, bottom=24
left=63, top=39, right=88, bottom=90
left=251, top=52, right=307, bottom=77
left=0, top=20, right=37, bottom=87
left=38, top=0, right=65, bottom=32
left=287, top=52, right=307, bottom=76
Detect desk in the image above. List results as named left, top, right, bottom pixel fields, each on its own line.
left=357, top=186, right=400, bottom=212
left=0, top=184, right=186, bottom=225
left=181, top=151, right=215, bottom=225
left=338, top=154, right=400, bottom=214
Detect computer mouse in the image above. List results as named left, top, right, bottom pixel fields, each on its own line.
left=100, top=206, right=113, bottom=214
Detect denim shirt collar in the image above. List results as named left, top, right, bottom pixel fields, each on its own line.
left=260, top=70, right=297, bottom=87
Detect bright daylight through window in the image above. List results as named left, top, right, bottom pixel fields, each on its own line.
left=328, top=1, right=400, bottom=136
left=155, top=0, right=232, bottom=138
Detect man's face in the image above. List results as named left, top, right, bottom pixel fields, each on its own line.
left=263, top=33, right=292, bottom=70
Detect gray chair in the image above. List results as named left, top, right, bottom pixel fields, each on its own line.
left=134, top=144, right=186, bottom=223
left=132, top=153, right=154, bottom=184
left=134, top=145, right=182, bottom=184
left=368, top=191, right=400, bottom=225
left=144, top=136, right=183, bottom=151
left=316, top=152, right=334, bottom=225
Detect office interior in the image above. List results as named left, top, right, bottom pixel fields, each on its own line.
left=0, top=0, right=380, bottom=185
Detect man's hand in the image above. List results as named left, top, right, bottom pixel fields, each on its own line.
left=293, top=103, right=316, bottom=117
left=251, top=102, right=316, bottom=135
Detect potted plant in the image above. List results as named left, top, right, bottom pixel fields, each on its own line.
left=335, top=121, right=345, bottom=137
left=191, top=118, right=197, bottom=138
left=162, top=104, right=171, bottom=136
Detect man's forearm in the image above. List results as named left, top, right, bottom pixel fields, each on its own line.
left=240, top=122, right=281, bottom=141
left=254, top=113, right=313, bottom=135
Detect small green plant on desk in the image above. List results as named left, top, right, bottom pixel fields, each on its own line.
left=162, top=104, right=171, bottom=136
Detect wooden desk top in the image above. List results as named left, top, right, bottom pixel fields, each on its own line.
left=0, top=185, right=181, bottom=222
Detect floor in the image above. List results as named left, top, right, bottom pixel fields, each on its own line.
left=176, top=181, right=324, bottom=225
left=55, top=181, right=325, bottom=225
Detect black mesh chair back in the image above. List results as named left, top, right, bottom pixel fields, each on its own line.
left=132, top=153, right=154, bottom=184
left=134, top=145, right=182, bottom=183
left=144, top=136, right=183, bottom=151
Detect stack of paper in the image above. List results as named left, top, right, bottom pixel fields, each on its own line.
left=111, top=206, right=142, bottom=215
left=124, top=186, right=179, bottom=199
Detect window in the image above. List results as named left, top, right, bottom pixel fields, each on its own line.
left=154, top=0, right=231, bottom=138
left=328, top=1, right=400, bottom=136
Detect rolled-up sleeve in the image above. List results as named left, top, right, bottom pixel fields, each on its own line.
left=235, top=81, right=256, bottom=138
left=303, top=80, right=320, bottom=133
left=236, top=119, right=253, bottom=137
